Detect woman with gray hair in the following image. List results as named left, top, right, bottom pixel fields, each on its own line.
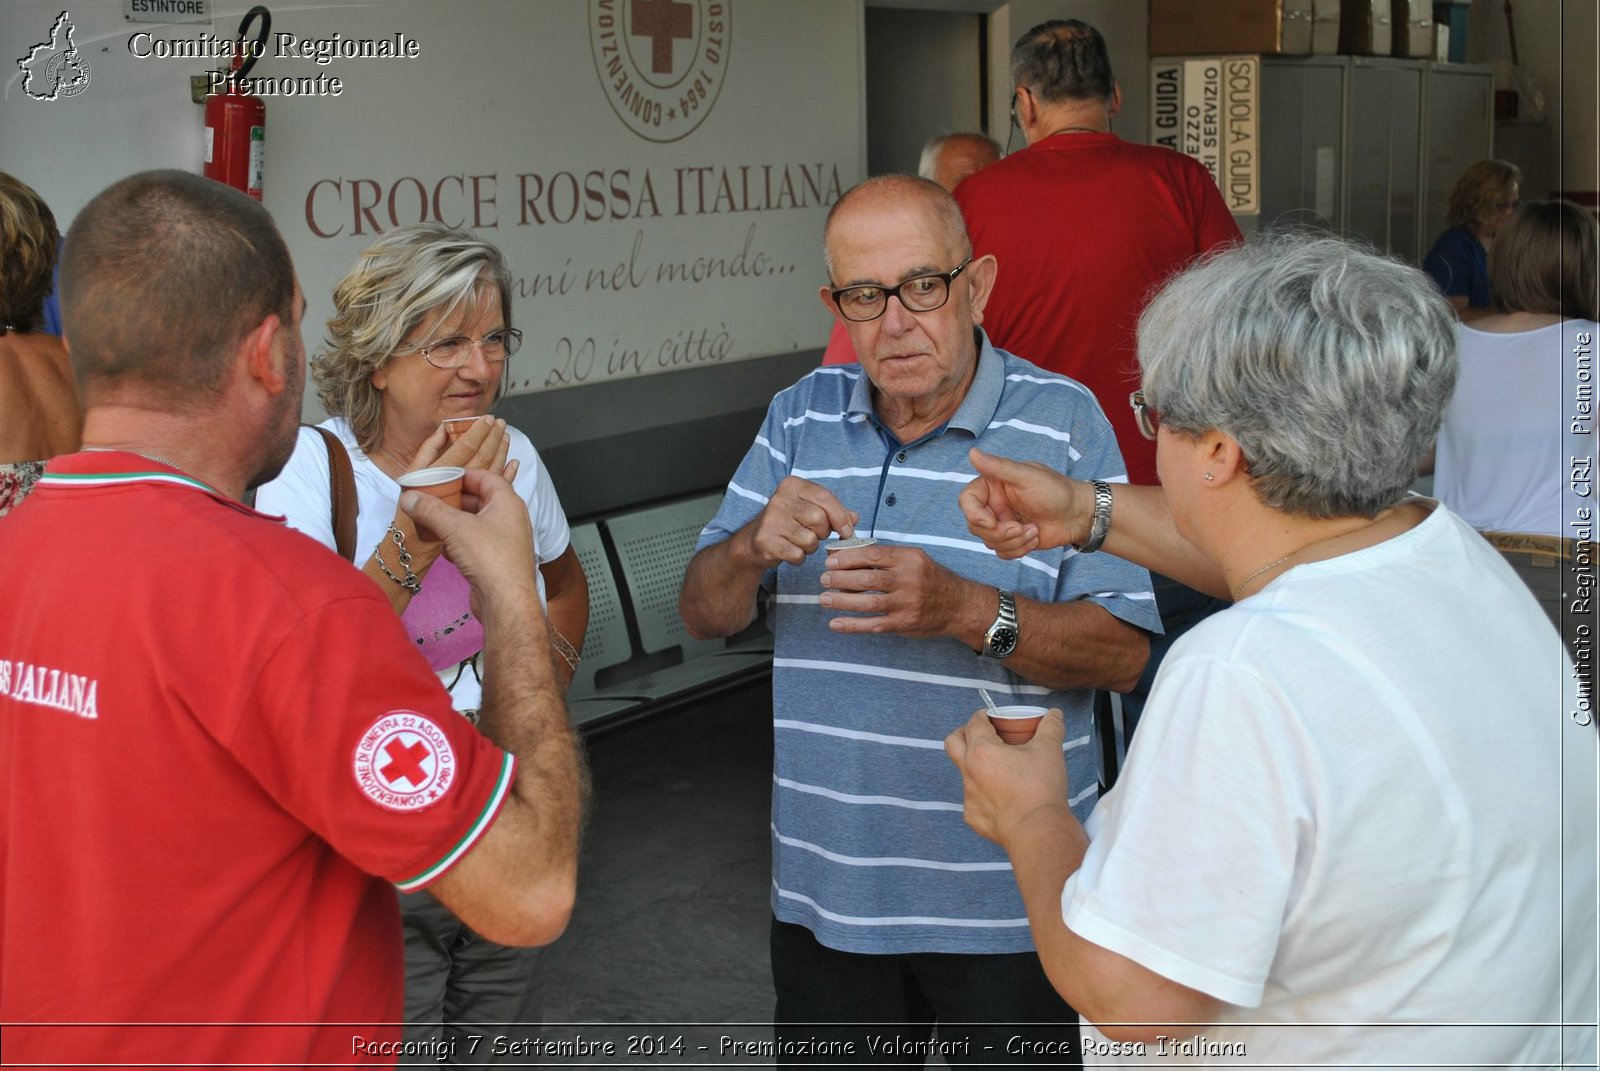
left=949, top=234, right=1593, bottom=1064
left=255, top=224, right=587, bottom=1059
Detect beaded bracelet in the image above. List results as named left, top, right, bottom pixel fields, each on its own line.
left=373, top=525, right=422, bottom=595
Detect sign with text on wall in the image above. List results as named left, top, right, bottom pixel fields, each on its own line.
left=234, top=0, right=862, bottom=399
left=1149, top=55, right=1259, bottom=216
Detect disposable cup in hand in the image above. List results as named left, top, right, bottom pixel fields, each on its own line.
left=441, top=416, right=481, bottom=443
left=398, top=466, right=465, bottom=541
left=987, top=704, right=1048, bottom=745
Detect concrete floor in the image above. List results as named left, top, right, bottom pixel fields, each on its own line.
left=543, top=680, right=778, bottom=1033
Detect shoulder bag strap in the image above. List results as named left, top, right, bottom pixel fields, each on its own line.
left=307, top=424, right=358, bottom=562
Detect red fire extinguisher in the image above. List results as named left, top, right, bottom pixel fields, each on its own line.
left=204, top=6, right=271, bottom=201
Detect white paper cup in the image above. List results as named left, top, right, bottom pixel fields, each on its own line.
left=987, top=704, right=1048, bottom=745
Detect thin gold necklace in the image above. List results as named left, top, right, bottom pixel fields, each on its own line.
left=1231, top=550, right=1303, bottom=601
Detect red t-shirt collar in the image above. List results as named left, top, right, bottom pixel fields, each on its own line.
left=41, top=450, right=261, bottom=518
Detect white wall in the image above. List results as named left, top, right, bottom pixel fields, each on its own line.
left=2, top=0, right=866, bottom=409
left=1466, top=0, right=1597, bottom=200
left=1556, top=0, right=1598, bottom=196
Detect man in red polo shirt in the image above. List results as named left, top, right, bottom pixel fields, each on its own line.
left=0, top=170, right=585, bottom=1066
left=955, top=20, right=1242, bottom=736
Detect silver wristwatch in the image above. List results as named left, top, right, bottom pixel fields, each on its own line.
left=1072, top=480, right=1114, bottom=554
left=979, top=590, right=1019, bottom=660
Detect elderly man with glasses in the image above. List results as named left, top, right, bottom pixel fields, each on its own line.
left=679, top=174, right=1155, bottom=1065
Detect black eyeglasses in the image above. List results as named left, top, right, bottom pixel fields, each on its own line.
left=1129, top=390, right=1161, bottom=440
left=402, top=328, right=523, bottom=370
left=1005, top=88, right=1020, bottom=156
left=830, top=257, right=972, bottom=323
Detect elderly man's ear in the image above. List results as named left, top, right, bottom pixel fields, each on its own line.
left=966, top=254, right=999, bottom=324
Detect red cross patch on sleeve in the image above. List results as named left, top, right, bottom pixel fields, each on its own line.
left=352, top=712, right=458, bottom=812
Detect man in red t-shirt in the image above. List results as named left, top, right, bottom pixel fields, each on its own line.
left=0, top=171, right=586, bottom=1067
left=956, top=20, right=1242, bottom=735
left=956, top=20, right=1240, bottom=486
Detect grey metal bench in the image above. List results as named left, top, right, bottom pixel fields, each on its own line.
left=564, top=496, right=772, bottom=732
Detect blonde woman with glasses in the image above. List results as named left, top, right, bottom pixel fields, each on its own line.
left=255, top=223, right=587, bottom=1062
left=1422, top=158, right=1522, bottom=322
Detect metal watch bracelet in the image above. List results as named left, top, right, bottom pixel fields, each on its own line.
left=1074, top=480, right=1114, bottom=553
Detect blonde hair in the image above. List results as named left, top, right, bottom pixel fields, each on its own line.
left=1489, top=200, right=1600, bottom=321
left=312, top=224, right=513, bottom=453
left=1446, top=159, right=1521, bottom=233
left=0, top=171, right=59, bottom=333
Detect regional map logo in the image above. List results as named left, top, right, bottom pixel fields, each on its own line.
left=16, top=11, right=92, bottom=101
left=590, top=0, right=728, bottom=143
left=354, top=711, right=458, bottom=812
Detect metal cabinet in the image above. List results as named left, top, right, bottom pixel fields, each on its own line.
left=1348, top=58, right=1427, bottom=263
left=1256, top=56, right=1492, bottom=265
left=1259, top=56, right=1350, bottom=233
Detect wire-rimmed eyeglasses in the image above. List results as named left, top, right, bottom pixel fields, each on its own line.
left=829, top=257, right=972, bottom=323
left=403, top=328, right=523, bottom=370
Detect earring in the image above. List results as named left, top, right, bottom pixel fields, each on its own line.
left=1203, top=472, right=1215, bottom=482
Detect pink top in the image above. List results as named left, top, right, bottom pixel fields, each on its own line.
left=401, top=557, right=486, bottom=672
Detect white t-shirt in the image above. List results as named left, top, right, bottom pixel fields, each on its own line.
left=255, top=417, right=572, bottom=711
left=1435, top=319, right=1595, bottom=538
left=1065, top=504, right=1596, bottom=1068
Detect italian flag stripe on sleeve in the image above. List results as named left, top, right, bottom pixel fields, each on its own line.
left=394, top=751, right=516, bottom=892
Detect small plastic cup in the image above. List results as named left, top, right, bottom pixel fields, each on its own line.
left=397, top=466, right=465, bottom=542
left=987, top=704, right=1048, bottom=745
left=441, top=416, right=482, bottom=443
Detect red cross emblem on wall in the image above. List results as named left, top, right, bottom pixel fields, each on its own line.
left=631, top=0, right=692, bottom=74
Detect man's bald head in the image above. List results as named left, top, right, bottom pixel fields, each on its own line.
left=919, top=133, right=1002, bottom=193
left=822, top=175, right=972, bottom=282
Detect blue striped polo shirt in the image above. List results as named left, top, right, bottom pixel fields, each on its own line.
left=696, top=331, right=1159, bottom=954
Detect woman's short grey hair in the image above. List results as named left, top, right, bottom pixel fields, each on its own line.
left=1138, top=233, right=1458, bottom=519
left=312, top=223, right=513, bottom=453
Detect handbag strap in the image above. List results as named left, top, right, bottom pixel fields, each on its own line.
left=307, top=424, right=358, bottom=562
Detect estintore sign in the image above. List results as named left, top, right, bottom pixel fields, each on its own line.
left=124, top=0, right=211, bottom=23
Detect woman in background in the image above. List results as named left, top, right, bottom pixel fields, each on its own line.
left=1433, top=199, right=1597, bottom=652
left=255, top=224, right=587, bottom=1063
left=0, top=171, right=80, bottom=516
left=1422, top=158, right=1521, bottom=321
